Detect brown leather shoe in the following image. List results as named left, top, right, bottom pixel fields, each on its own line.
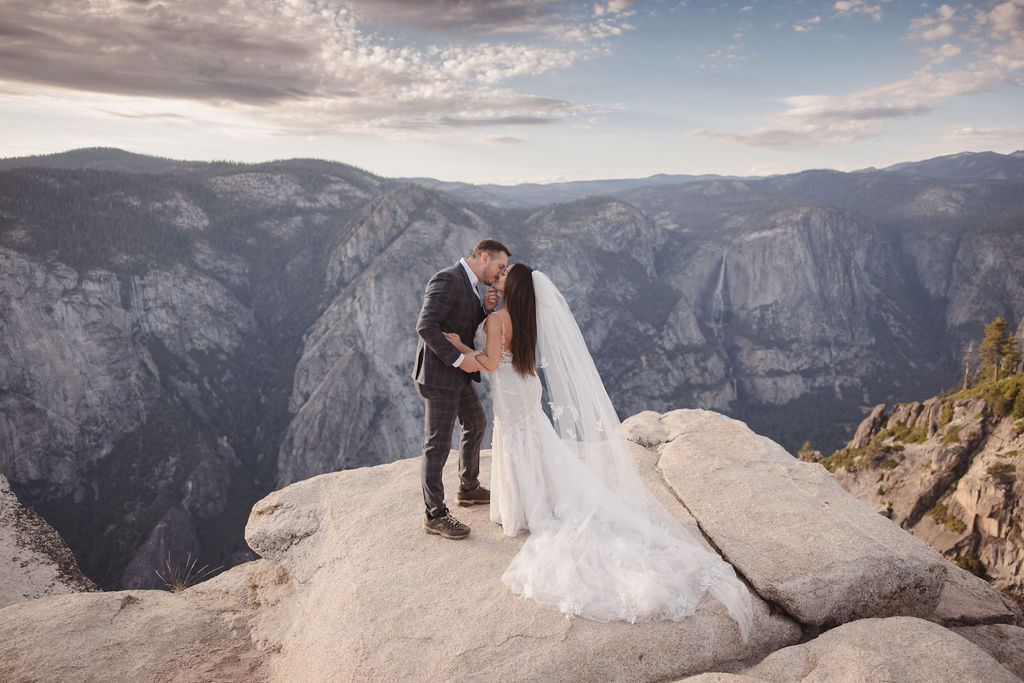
left=423, top=513, right=470, bottom=539
left=456, top=485, right=490, bottom=506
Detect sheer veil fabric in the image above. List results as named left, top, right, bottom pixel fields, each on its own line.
left=485, top=271, right=753, bottom=639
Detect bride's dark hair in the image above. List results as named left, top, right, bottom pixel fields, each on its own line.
left=504, top=263, right=537, bottom=377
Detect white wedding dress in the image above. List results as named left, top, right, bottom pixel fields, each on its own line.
left=482, top=272, right=752, bottom=639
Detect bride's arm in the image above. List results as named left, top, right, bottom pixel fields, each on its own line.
left=473, top=314, right=505, bottom=372
left=442, top=314, right=505, bottom=372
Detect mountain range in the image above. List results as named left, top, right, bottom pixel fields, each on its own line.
left=1, top=147, right=1022, bottom=589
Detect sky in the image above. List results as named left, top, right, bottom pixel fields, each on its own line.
left=1, top=0, right=1023, bottom=184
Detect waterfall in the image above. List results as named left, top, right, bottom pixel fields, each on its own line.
left=710, top=252, right=727, bottom=341
left=709, top=250, right=738, bottom=402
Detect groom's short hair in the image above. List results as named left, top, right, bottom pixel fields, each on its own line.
left=471, top=238, right=511, bottom=259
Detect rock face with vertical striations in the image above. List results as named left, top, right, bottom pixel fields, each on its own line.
left=0, top=158, right=387, bottom=589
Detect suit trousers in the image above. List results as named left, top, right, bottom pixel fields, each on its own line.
left=418, top=380, right=486, bottom=518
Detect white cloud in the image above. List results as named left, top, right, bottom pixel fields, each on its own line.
left=0, top=0, right=618, bottom=137
left=986, top=0, right=1024, bottom=37
left=907, top=4, right=958, bottom=41
left=946, top=124, right=1024, bottom=138
left=478, top=134, right=527, bottom=144
left=920, top=42, right=963, bottom=66
left=834, top=1, right=883, bottom=22
left=690, top=67, right=1006, bottom=149
left=942, top=124, right=1024, bottom=150
left=793, top=16, right=822, bottom=32
left=594, top=0, right=635, bottom=17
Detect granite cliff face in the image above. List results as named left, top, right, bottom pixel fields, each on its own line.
left=0, top=159, right=387, bottom=588
left=821, top=372, right=1024, bottom=599
left=2, top=149, right=1024, bottom=588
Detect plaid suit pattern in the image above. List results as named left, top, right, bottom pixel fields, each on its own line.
left=413, top=263, right=487, bottom=518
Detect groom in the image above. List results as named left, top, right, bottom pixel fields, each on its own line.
left=413, top=238, right=510, bottom=539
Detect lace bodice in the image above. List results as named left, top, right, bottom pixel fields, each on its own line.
left=476, top=315, right=514, bottom=366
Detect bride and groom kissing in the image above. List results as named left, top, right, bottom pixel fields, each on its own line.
left=412, top=239, right=753, bottom=636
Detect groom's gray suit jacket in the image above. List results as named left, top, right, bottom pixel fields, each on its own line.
left=413, top=262, right=485, bottom=390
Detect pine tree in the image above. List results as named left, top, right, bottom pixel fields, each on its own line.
left=980, top=317, right=1009, bottom=382
left=1004, top=333, right=1022, bottom=376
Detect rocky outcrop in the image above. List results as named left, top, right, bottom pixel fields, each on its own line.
left=246, top=446, right=801, bottom=681
left=684, top=617, right=1021, bottom=682
left=623, top=409, right=1020, bottom=630
left=0, top=474, right=96, bottom=609
left=2, top=411, right=1021, bottom=681
left=0, top=573, right=267, bottom=681
left=822, top=379, right=1024, bottom=594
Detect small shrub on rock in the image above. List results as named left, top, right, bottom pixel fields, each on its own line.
left=942, top=427, right=963, bottom=444
left=939, top=402, right=954, bottom=428
left=954, top=552, right=989, bottom=580
left=986, top=462, right=1016, bottom=485
left=929, top=502, right=967, bottom=534
left=887, top=421, right=928, bottom=443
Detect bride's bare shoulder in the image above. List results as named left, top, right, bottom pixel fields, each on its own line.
left=485, top=309, right=512, bottom=331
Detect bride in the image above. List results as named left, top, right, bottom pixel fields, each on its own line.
left=443, top=263, right=752, bottom=639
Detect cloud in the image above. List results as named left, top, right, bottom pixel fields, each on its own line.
left=942, top=124, right=1024, bottom=150
left=697, top=0, right=1024, bottom=151
left=907, top=4, right=958, bottom=41
left=439, top=115, right=561, bottom=127
left=0, top=0, right=606, bottom=136
left=93, top=109, right=190, bottom=121
left=985, top=0, right=1024, bottom=37
left=920, top=43, right=963, bottom=66
left=833, top=1, right=883, bottom=22
left=479, top=134, right=527, bottom=144
left=690, top=68, right=1006, bottom=149
left=594, top=0, right=635, bottom=17
left=793, top=16, right=821, bottom=32
left=345, top=0, right=567, bottom=36
left=980, top=0, right=1024, bottom=70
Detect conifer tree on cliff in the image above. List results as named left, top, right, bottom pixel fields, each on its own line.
left=1004, top=332, right=1022, bottom=377
left=980, top=317, right=1009, bottom=381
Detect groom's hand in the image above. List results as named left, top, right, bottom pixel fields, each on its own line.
left=459, top=354, right=483, bottom=373
left=483, top=288, right=500, bottom=314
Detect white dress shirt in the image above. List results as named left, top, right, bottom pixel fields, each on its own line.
left=452, top=258, right=481, bottom=368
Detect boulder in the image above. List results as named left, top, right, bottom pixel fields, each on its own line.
left=851, top=403, right=886, bottom=448
left=0, top=575, right=265, bottom=681
left=732, top=617, right=1019, bottom=682
left=931, top=565, right=1022, bottom=627
left=0, top=473, right=96, bottom=608
left=622, top=409, right=1018, bottom=629
left=951, top=624, right=1024, bottom=679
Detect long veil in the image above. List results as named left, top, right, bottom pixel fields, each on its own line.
left=529, top=271, right=753, bottom=638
